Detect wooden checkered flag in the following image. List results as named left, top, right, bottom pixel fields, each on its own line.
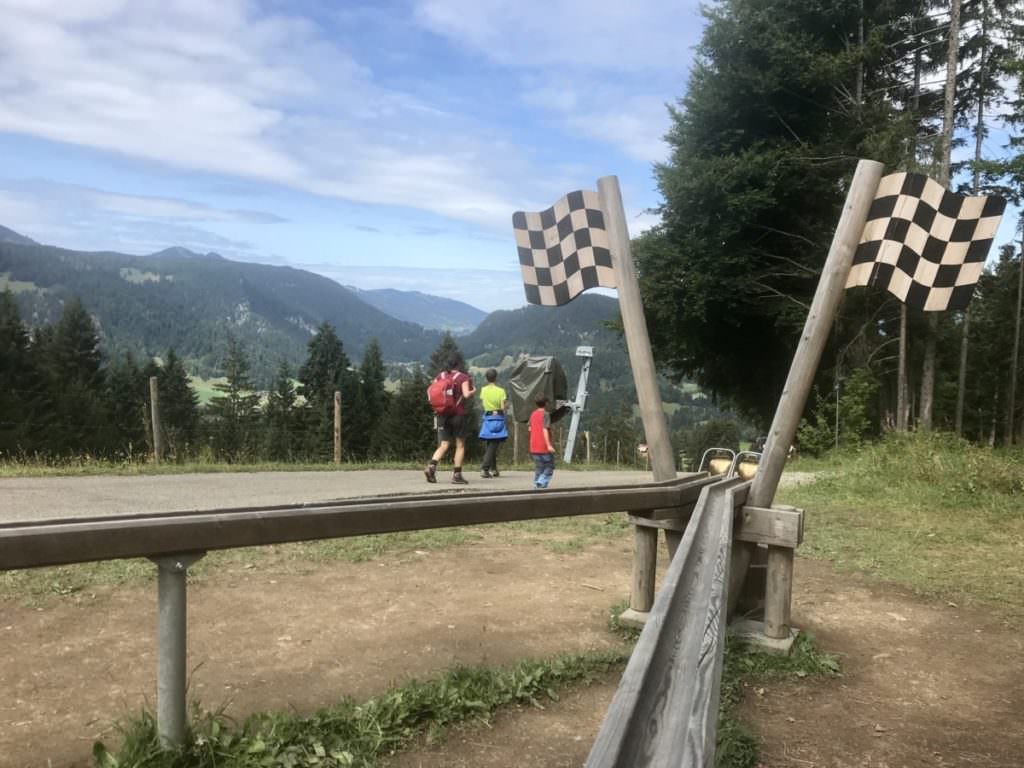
left=513, top=189, right=616, bottom=306
left=846, top=172, right=1006, bottom=311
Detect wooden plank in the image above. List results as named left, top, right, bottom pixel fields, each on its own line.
left=0, top=476, right=716, bottom=571
left=587, top=479, right=750, bottom=768
left=735, top=505, right=803, bottom=548
left=628, top=515, right=688, bottom=532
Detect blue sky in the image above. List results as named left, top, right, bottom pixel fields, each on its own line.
left=0, top=0, right=703, bottom=312
left=0, top=1, right=1018, bottom=313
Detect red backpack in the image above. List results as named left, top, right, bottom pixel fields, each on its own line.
left=427, top=371, right=461, bottom=416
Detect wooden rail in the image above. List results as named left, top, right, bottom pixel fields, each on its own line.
left=0, top=476, right=720, bottom=571
left=587, top=479, right=750, bottom=768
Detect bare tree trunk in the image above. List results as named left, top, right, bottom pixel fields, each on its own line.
left=897, top=307, right=910, bottom=430
left=1009, top=239, right=1023, bottom=445
left=898, top=14, right=924, bottom=432
left=921, top=0, right=962, bottom=431
left=958, top=0, right=990, bottom=436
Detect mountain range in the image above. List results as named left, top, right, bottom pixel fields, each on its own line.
left=0, top=226, right=622, bottom=385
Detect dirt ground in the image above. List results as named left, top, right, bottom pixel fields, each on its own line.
left=2, top=531, right=1022, bottom=768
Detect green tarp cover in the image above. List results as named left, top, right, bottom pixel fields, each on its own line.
left=508, top=356, right=570, bottom=423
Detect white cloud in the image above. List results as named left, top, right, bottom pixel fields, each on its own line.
left=0, top=0, right=541, bottom=230
left=0, top=178, right=278, bottom=255
left=523, top=85, right=672, bottom=163
left=415, top=0, right=702, bottom=72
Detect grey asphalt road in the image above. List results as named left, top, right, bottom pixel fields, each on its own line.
left=0, top=468, right=677, bottom=523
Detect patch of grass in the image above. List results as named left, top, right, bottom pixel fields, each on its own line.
left=716, top=633, right=840, bottom=768
left=779, top=432, right=1024, bottom=618
left=606, top=599, right=642, bottom=642
left=92, top=650, right=628, bottom=768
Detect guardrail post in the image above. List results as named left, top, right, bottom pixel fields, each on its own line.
left=150, top=553, right=205, bottom=748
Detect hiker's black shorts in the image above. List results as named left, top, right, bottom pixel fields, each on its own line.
left=436, top=413, right=468, bottom=442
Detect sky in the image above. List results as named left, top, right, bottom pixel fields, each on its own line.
left=0, top=0, right=704, bottom=312
left=0, top=1, right=1018, bottom=314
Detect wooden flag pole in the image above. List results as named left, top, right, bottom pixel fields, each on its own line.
left=598, top=175, right=677, bottom=626
left=597, top=175, right=675, bottom=482
left=735, top=159, right=884, bottom=639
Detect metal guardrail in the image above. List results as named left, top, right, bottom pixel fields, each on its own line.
left=587, top=478, right=750, bottom=768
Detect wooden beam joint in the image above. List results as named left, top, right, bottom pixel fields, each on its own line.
left=736, top=505, right=803, bottom=548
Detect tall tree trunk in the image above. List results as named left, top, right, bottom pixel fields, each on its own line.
left=921, top=0, right=962, bottom=431
left=1009, top=239, right=1024, bottom=445
left=958, top=0, right=990, bottom=435
left=897, top=307, right=909, bottom=430
left=898, top=13, right=924, bottom=432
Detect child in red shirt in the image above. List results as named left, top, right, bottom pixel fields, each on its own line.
left=529, top=393, right=555, bottom=489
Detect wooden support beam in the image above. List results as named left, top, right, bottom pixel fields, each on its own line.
left=736, top=505, right=803, bottom=548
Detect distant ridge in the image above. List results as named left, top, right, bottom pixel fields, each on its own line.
left=352, top=287, right=487, bottom=333
left=0, top=225, right=37, bottom=246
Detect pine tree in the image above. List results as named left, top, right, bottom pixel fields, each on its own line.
left=264, top=361, right=298, bottom=461
left=360, top=338, right=389, bottom=448
left=639, top=0, right=927, bottom=424
left=370, top=366, right=436, bottom=460
left=0, top=290, right=47, bottom=456
left=429, top=332, right=465, bottom=374
left=39, top=297, right=108, bottom=454
left=207, top=336, right=260, bottom=461
left=158, top=349, right=200, bottom=459
left=104, top=351, right=148, bottom=458
left=298, top=323, right=352, bottom=460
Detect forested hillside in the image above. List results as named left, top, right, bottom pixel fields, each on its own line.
left=0, top=236, right=440, bottom=383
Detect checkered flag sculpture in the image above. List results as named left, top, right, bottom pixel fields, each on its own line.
left=846, top=172, right=1006, bottom=311
left=513, top=189, right=616, bottom=306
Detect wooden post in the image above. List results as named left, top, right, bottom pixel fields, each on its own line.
left=630, top=525, right=656, bottom=613
left=735, top=159, right=885, bottom=637
left=599, top=176, right=677, bottom=622
left=764, top=545, right=794, bottom=638
left=149, top=376, right=163, bottom=465
left=597, top=175, right=675, bottom=482
left=585, top=430, right=591, bottom=464
left=1008, top=238, right=1023, bottom=445
left=333, top=391, right=341, bottom=464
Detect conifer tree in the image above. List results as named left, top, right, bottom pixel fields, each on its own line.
left=207, top=336, right=260, bottom=461
left=0, top=290, right=46, bottom=456
left=104, top=351, right=147, bottom=457
left=370, top=366, right=435, bottom=460
left=40, top=297, right=107, bottom=454
left=264, top=361, right=298, bottom=461
left=158, top=349, right=200, bottom=458
left=359, top=338, right=389, bottom=446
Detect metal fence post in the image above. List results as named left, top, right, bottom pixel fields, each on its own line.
left=151, top=553, right=205, bottom=748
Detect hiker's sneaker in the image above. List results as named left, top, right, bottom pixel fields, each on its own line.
left=424, top=464, right=437, bottom=483
left=452, top=474, right=469, bottom=485
left=480, top=469, right=491, bottom=478
left=491, top=470, right=500, bottom=477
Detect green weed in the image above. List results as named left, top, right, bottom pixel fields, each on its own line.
left=716, top=633, right=840, bottom=768
left=92, top=651, right=627, bottom=768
